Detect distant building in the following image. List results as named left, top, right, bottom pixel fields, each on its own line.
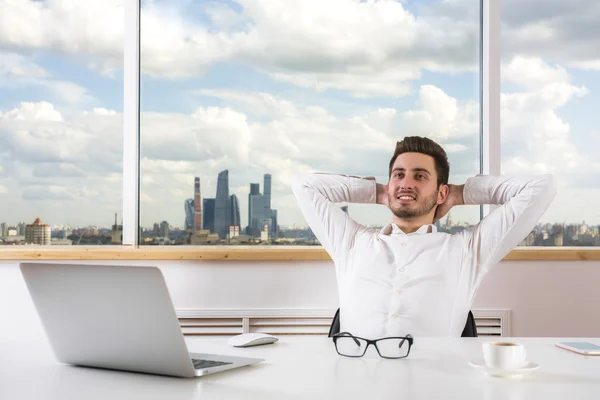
left=260, top=222, right=269, bottom=242
left=194, top=177, right=202, bottom=231
left=214, top=170, right=231, bottom=239
left=160, top=221, right=169, bottom=238
left=230, top=194, right=241, bottom=236
left=184, top=198, right=194, bottom=232
left=111, top=213, right=122, bottom=244
left=17, top=222, right=26, bottom=236
left=25, top=218, right=51, bottom=245
left=248, top=174, right=278, bottom=239
left=203, top=198, right=216, bottom=233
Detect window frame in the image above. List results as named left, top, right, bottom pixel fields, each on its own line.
left=1, top=0, right=598, bottom=261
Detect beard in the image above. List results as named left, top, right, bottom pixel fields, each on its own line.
left=389, top=190, right=439, bottom=220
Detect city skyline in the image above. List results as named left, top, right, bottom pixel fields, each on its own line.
left=2, top=213, right=600, bottom=247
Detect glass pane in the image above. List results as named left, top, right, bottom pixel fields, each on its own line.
left=0, top=1, right=124, bottom=246
left=501, top=1, right=600, bottom=246
left=139, top=0, right=481, bottom=246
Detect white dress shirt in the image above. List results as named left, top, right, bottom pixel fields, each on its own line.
left=292, top=173, right=557, bottom=338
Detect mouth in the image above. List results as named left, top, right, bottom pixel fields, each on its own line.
left=396, top=194, right=417, bottom=204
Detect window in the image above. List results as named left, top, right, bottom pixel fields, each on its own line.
left=139, top=0, right=482, bottom=246
left=501, top=0, right=600, bottom=246
left=0, top=0, right=124, bottom=246
left=3, top=1, right=596, bottom=260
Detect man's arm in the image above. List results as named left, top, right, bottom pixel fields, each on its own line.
left=291, top=173, right=377, bottom=261
left=455, top=174, right=557, bottom=271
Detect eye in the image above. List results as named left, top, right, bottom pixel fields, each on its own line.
left=417, top=174, right=426, bottom=179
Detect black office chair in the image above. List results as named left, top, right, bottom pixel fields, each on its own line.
left=328, top=308, right=478, bottom=338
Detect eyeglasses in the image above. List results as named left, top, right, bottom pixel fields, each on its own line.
left=332, top=332, right=414, bottom=359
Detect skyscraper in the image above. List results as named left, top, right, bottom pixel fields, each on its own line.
left=230, top=194, right=241, bottom=238
left=248, top=183, right=260, bottom=231
left=230, top=194, right=241, bottom=229
left=203, top=198, right=216, bottom=233
left=264, top=174, right=271, bottom=209
left=214, top=170, right=231, bottom=239
left=247, top=174, right=279, bottom=240
left=184, top=198, right=194, bottom=231
left=194, top=177, right=202, bottom=231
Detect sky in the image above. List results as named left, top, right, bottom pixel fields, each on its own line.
left=0, top=0, right=599, bottom=230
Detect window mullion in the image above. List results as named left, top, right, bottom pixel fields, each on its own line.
left=123, top=0, right=141, bottom=246
left=481, top=0, right=501, bottom=219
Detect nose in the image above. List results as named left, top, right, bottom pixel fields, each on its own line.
left=400, top=176, right=416, bottom=190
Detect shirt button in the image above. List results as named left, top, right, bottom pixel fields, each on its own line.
left=398, top=267, right=405, bottom=272
left=401, top=242, right=407, bottom=247
left=396, top=289, right=402, bottom=294
left=391, top=313, right=398, bottom=318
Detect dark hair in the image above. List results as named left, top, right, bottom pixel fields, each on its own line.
left=388, top=136, right=450, bottom=187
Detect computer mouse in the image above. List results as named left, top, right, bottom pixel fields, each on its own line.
left=228, top=333, right=279, bottom=348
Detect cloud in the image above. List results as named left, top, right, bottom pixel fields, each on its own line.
left=145, top=0, right=477, bottom=96
left=36, top=80, right=95, bottom=104
left=500, top=57, right=597, bottom=196
left=0, top=52, right=49, bottom=80
left=0, top=101, right=123, bottom=224
left=32, top=163, right=84, bottom=178
left=398, top=85, right=479, bottom=141
left=1, top=0, right=480, bottom=97
left=503, top=56, right=571, bottom=90
left=0, top=0, right=124, bottom=76
left=22, top=185, right=76, bottom=201
left=501, top=0, right=600, bottom=70
left=89, top=108, right=118, bottom=116
left=0, top=101, right=63, bottom=121
left=0, top=51, right=95, bottom=104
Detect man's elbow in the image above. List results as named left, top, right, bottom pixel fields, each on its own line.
left=291, top=173, right=313, bottom=195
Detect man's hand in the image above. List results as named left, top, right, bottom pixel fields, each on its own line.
left=364, top=177, right=390, bottom=209
left=433, top=184, right=465, bottom=223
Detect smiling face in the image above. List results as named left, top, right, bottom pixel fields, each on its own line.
left=388, top=152, right=446, bottom=220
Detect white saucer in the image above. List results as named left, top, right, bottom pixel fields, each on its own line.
left=468, top=359, right=539, bottom=378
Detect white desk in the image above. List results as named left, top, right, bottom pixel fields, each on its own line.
left=1, top=336, right=600, bottom=399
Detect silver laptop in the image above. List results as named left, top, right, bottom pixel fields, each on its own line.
left=20, top=262, right=263, bottom=378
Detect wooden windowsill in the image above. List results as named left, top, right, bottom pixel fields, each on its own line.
left=0, top=246, right=599, bottom=261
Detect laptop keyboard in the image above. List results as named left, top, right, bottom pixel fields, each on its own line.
left=191, top=358, right=233, bottom=370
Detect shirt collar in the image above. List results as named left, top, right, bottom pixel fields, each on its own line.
left=380, top=223, right=438, bottom=236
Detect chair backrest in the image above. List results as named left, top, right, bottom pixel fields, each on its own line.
left=460, top=310, right=478, bottom=337
left=328, top=308, right=478, bottom=338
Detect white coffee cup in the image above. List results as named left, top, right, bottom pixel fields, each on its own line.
left=482, top=341, right=527, bottom=370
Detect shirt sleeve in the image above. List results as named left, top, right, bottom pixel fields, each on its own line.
left=456, top=174, right=557, bottom=291
left=291, top=173, right=376, bottom=261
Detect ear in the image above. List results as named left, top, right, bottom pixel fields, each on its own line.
left=437, top=184, right=449, bottom=205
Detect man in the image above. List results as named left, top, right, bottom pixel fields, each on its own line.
left=292, top=136, right=557, bottom=338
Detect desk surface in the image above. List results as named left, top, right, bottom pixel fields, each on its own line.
left=2, top=336, right=600, bottom=399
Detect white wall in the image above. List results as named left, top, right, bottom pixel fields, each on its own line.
left=2, top=259, right=599, bottom=343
